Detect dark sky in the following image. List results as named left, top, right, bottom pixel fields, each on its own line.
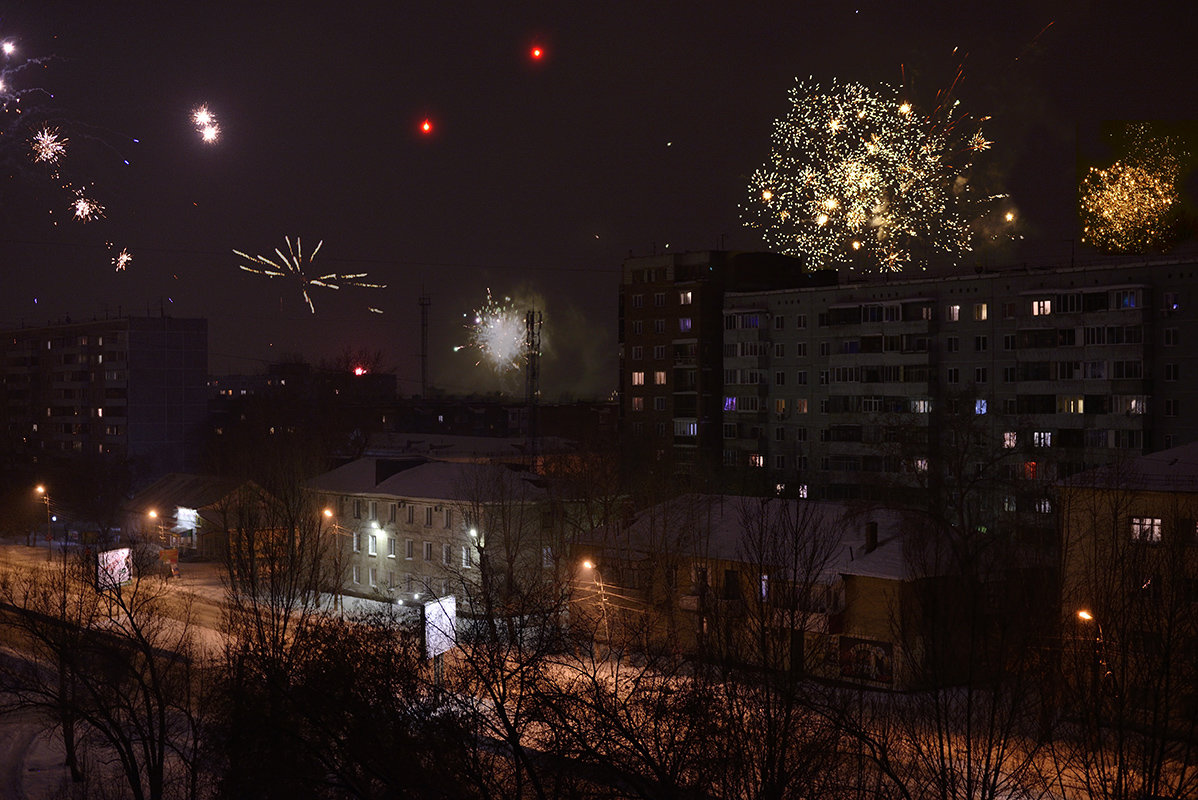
left=1, top=2, right=1195, bottom=400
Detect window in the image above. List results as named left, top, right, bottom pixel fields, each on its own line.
left=679, top=318, right=692, bottom=332
left=632, top=397, right=644, bottom=411
left=443, top=543, right=452, bottom=565
left=424, top=507, right=433, bottom=526
left=653, top=292, right=665, bottom=307
left=796, top=370, right=808, bottom=385
left=654, top=370, right=667, bottom=385
left=774, top=343, right=785, bottom=358
left=975, top=399, right=988, bottom=415
left=723, top=423, right=737, bottom=439
left=775, top=371, right=786, bottom=386
left=1114, top=289, right=1138, bottom=309
left=1032, top=299, right=1052, bottom=316
left=462, top=546, right=471, bottom=568
left=444, top=508, right=453, bottom=528
left=1033, top=431, right=1052, bottom=447
left=631, top=346, right=643, bottom=360
left=773, top=314, right=785, bottom=330
left=774, top=454, right=786, bottom=470
left=723, top=397, right=737, bottom=411
left=911, top=398, right=931, bottom=413
left=632, top=293, right=644, bottom=308
left=795, top=343, right=807, bottom=357
left=975, top=367, right=988, bottom=384
left=794, top=398, right=808, bottom=414
left=947, top=368, right=960, bottom=385
left=389, top=503, right=397, bottom=523
left=679, top=290, right=692, bottom=305
left=774, top=424, right=785, bottom=440
left=774, top=399, right=787, bottom=416
left=369, top=567, right=378, bottom=587
left=749, top=454, right=764, bottom=468
left=1165, top=363, right=1179, bottom=381
left=1035, top=499, right=1052, bottom=514
left=1003, top=334, right=1016, bottom=351
left=1165, top=398, right=1178, bottom=417
left=388, top=538, right=396, bottom=558
left=1131, top=517, right=1162, bottom=543
left=352, top=565, right=361, bottom=585
left=1003, top=366, right=1016, bottom=383
left=654, top=319, right=666, bottom=334
left=368, top=535, right=377, bottom=556
left=353, top=499, right=362, bottom=519
left=405, top=539, right=414, bottom=559
left=653, top=397, right=666, bottom=411
left=633, top=320, right=644, bottom=335
left=369, top=501, right=378, bottom=520
left=1165, top=328, right=1179, bottom=346
left=653, top=345, right=666, bottom=359
left=974, top=303, right=988, bottom=320
left=352, top=532, right=362, bottom=552
left=1003, top=431, right=1017, bottom=448
left=946, top=304, right=960, bottom=321
left=796, top=314, right=807, bottom=329
left=819, top=341, right=830, bottom=356
left=946, top=336, right=959, bottom=353
left=423, top=541, right=434, bottom=561
left=974, top=335, right=988, bottom=352
left=632, top=371, right=645, bottom=386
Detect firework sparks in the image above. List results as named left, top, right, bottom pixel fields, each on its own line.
left=234, top=236, right=386, bottom=313
left=111, top=247, right=132, bottom=271
left=70, top=191, right=103, bottom=222
left=454, top=289, right=527, bottom=373
left=192, top=105, right=219, bottom=143
left=1079, top=125, right=1186, bottom=253
left=30, top=126, right=67, bottom=163
left=743, top=77, right=1000, bottom=272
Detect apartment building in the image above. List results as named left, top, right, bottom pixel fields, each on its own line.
left=0, top=316, right=209, bottom=482
left=721, top=259, right=1198, bottom=505
left=307, top=456, right=560, bottom=607
left=618, top=250, right=826, bottom=472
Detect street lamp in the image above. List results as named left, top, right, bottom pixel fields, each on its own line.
left=35, top=485, right=51, bottom=560
left=1077, top=608, right=1118, bottom=699
left=147, top=509, right=167, bottom=545
left=582, top=559, right=611, bottom=648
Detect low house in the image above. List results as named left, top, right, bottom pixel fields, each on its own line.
left=306, top=456, right=565, bottom=611
left=123, top=473, right=259, bottom=558
left=578, top=494, right=934, bottom=689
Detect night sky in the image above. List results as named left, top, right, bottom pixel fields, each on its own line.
left=1, top=2, right=1195, bottom=400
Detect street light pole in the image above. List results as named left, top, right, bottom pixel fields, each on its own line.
left=582, top=560, right=611, bottom=650
left=35, top=485, right=51, bottom=561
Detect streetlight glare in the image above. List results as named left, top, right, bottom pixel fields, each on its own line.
left=582, top=560, right=595, bottom=570
left=35, top=484, right=45, bottom=495
left=1077, top=609, right=1094, bottom=621
left=323, top=508, right=333, bottom=518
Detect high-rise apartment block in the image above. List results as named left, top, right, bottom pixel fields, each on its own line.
left=722, top=259, right=1198, bottom=501
left=1, top=316, right=209, bottom=482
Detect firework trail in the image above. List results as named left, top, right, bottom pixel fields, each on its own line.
left=742, top=77, right=1002, bottom=273
left=454, top=289, right=528, bottom=373
left=1080, top=124, right=1186, bottom=253
left=234, top=236, right=386, bottom=313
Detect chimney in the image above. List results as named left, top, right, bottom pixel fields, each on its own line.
left=864, top=521, right=878, bottom=554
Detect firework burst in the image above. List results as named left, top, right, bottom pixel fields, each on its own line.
left=743, top=78, right=1000, bottom=272
left=1079, top=125, right=1186, bottom=253
left=454, top=289, right=528, bottom=373
left=234, top=236, right=386, bottom=313
left=70, top=190, right=103, bottom=222
left=29, top=126, right=67, bottom=163
left=191, top=105, right=219, bottom=143
left=110, top=246, right=132, bottom=271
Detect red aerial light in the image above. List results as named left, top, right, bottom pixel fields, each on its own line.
left=353, top=366, right=367, bottom=376
left=420, top=118, right=433, bottom=134
left=530, top=46, right=543, bottom=60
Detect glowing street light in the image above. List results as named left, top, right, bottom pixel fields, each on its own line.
left=35, top=485, right=51, bottom=557
left=582, top=559, right=611, bottom=647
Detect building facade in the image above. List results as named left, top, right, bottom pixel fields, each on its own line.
left=1, top=316, right=209, bottom=482
left=721, top=258, right=1198, bottom=504
left=618, top=250, right=825, bottom=473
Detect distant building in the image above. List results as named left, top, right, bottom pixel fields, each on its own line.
left=123, top=472, right=259, bottom=558
left=0, top=316, right=208, bottom=484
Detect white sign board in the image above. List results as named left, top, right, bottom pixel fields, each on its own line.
left=423, top=595, right=457, bottom=659
left=96, top=547, right=133, bottom=592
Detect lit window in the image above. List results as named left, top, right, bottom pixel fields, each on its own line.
left=1131, top=517, right=1162, bottom=543
left=724, top=397, right=737, bottom=412
left=632, top=397, right=644, bottom=411
left=975, top=399, right=987, bottom=415
left=1033, top=431, right=1052, bottom=447
left=973, top=303, right=988, bottom=320
left=352, top=532, right=362, bottom=552
left=654, top=371, right=667, bottom=385
left=946, top=304, right=960, bottom=321
left=632, top=371, right=645, bottom=386
left=749, top=454, right=764, bottom=468
left=388, top=538, right=396, bottom=558
left=1032, top=299, right=1052, bottom=316
left=1003, top=432, right=1017, bottom=448
left=679, top=318, right=692, bottom=332
left=1035, top=499, right=1051, bottom=514
left=679, top=290, right=692, bottom=305
left=368, top=535, right=377, bottom=556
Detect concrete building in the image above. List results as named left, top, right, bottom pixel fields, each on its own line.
left=618, top=250, right=826, bottom=474
left=307, top=456, right=561, bottom=608
left=1, top=316, right=208, bottom=483
left=578, top=493, right=934, bottom=689
left=721, top=258, right=1198, bottom=505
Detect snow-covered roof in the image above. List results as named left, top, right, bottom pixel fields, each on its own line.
left=307, top=456, right=548, bottom=503
left=1061, top=441, right=1198, bottom=494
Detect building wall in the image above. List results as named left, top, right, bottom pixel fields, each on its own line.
left=722, top=259, right=1198, bottom=502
